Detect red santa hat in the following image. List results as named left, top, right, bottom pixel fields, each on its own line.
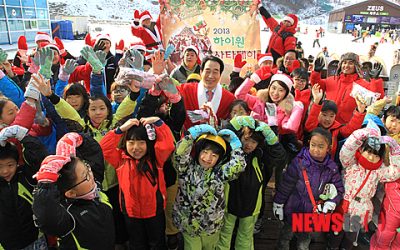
left=129, top=38, right=146, bottom=51
left=38, top=41, right=60, bottom=54
left=139, top=10, right=153, bottom=23
left=270, top=73, right=293, bottom=91
left=257, top=53, right=274, bottom=66
left=183, top=45, right=199, bottom=56
left=35, top=32, right=52, bottom=43
left=95, top=34, right=112, bottom=46
left=282, top=14, right=297, bottom=26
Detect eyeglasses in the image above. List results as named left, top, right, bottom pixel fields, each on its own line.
left=67, top=162, right=92, bottom=190
left=112, top=89, right=129, bottom=94
left=293, top=78, right=307, bottom=83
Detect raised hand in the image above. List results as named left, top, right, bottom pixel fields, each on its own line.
left=188, top=124, right=217, bottom=140
left=0, top=48, right=7, bottom=64
left=230, top=116, right=256, bottom=130
left=81, top=46, right=103, bottom=73
left=218, top=129, right=242, bottom=150
left=369, top=62, right=383, bottom=79
left=56, top=132, right=83, bottom=157
left=115, top=39, right=125, bottom=54
left=34, top=155, right=71, bottom=183
left=250, top=65, right=272, bottom=84
left=31, top=73, right=52, bottom=97
left=164, top=44, right=175, bottom=60
left=157, top=75, right=181, bottom=103
left=119, top=118, right=140, bottom=132
left=38, top=47, right=54, bottom=79
left=94, top=40, right=106, bottom=52
left=59, top=59, right=78, bottom=81
left=234, top=54, right=247, bottom=72
left=123, top=49, right=144, bottom=70
left=255, top=121, right=278, bottom=145
left=0, top=125, right=29, bottom=146
left=152, top=50, right=166, bottom=75
left=313, top=57, right=325, bottom=72
left=312, top=84, right=324, bottom=104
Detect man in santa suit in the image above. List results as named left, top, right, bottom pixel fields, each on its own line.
left=178, top=56, right=235, bottom=130
left=131, top=10, right=164, bottom=60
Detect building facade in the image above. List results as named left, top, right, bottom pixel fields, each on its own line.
left=328, top=0, right=400, bottom=33
left=0, top=0, right=51, bottom=45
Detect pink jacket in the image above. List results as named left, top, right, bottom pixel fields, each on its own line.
left=235, top=78, right=304, bottom=134
left=340, top=128, right=400, bottom=228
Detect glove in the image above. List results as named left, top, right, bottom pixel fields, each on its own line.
left=265, top=103, right=278, bottom=126
left=34, top=101, right=48, bottom=127
left=0, top=125, right=29, bottom=146
left=188, top=124, right=217, bottom=139
left=259, top=6, right=271, bottom=19
left=115, top=39, right=125, bottom=54
left=187, top=110, right=209, bottom=123
left=164, top=44, right=175, bottom=60
left=322, top=201, right=336, bottom=213
left=255, top=121, right=278, bottom=145
left=132, top=70, right=157, bottom=89
left=124, top=49, right=144, bottom=70
left=218, top=129, right=242, bottom=150
left=28, top=53, right=40, bottom=74
left=158, top=75, right=181, bottom=103
left=230, top=116, right=256, bottom=130
left=251, top=65, right=271, bottom=84
left=93, top=40, right=106, bottom=52
left=59, top=59, right=78, bottom=81
left=54, top=37, right=67, bottom=57
left=369, top=62, right=383, bottom=79
left=56, top=132, right=83, bottom=157
left=380, top=136, right=400, bottom=155
left=80, top=46, right=104, bottom=73
left=273, top=202, right=284, bottom=221
left=84, top=33, right=94, bottom=47
left=95, top=50, right=107, bottom=67
left=24, top=80, right=41, bottom=101
left=17, top=36, right=28, bottom=55
left=34, top=155, right=71, bottom=183
left=234, top=54, right=247, bottom=72
left=287, top=59, right=301, bottom=73
left=38, top=47, right=54, bottom=79
left=313, top=57, right=325, bottom=72
left=0, top=48, right=8, bottom=64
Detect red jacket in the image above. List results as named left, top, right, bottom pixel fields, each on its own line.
left=68, top=63, right=92, bottom=92
left=178, top=82, right=235, bottom=130
left=100, top=122, right=175, bottom=218
left=305, top=103, right=366, bottom=157
left=310, top=72, right=384, bottom=124
left=294, top=88, right=311, bottom=140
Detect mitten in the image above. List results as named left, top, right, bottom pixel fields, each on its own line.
left=251, top=65, right=271, bottom=84
left=188, top=124, right=217, bottom=139
left=230, top=116, right=256, bottom=130
left=54, top=37, right=67, bottom=57
left=115, top=39, right=125, bottom=54
left=187, top=110, right=209, bottom=123
left=59, top=59, right=78, bottom=81
left=273, top=203, right=284, bottom=220
left=265, top=103, right=278, bottom=126
left=0, top=48, right=8, bottom=64
left=0, top=125, right=29, bottom=146
left=313, top=57, right=325, bottom=72
left=145, top=124, right=156, bottom=140
left=255, top=121, right=278, bottom=145
left=34, top=155, right=71, bottom=183
left=56, top=132, right=83, bottom=157
left=234, top=54, right=247, bottom=72
left=218, top=129, right=242, bottom=150
left=38, top=47, right=54, bottom=79
left=164, top=44, right=175, bottom=60
left=158, top=75, right=181, bottom=103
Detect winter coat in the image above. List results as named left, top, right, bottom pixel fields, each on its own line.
left=170, top=64, right=201, bottom=84
left=339, top=129, right=400, bottom=229
left=260, top=14, right=298, bottom=63
left=294, top=88, right=311, bottom=140
left=310, top=72, right=384, bottom=124
left=274, top=147, right=344, bottom=224
left=172, top=136, right=246, bottom=236
left=131, top=18, right=163, bottom=59
left=0, top=136, right=48, bottom=250
left=305, top=103, right=365, bottom=157
left=235, top=78, right=304, bottom=135
left=0, top=74, right=25, bottom=108
left=100, top=121, right=175, bottom=219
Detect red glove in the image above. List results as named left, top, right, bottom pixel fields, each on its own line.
left=251, top=65, right=272, bottom=84
left=234, top=54, right=247, bottom=73
left=116, top=39, right=125, bottom=54
left=18, top=36, right=28, bottom=55
left=56, top=133, right=83, bottom=157
left=287, top=59, right=301, bottom=73
left=134, top=10, right=140, bottom=21
left=54, top=37, right=67, bottom=57
left=34, top=155, right=71, bottom=183
left=84, top=33, right=94, bottom=47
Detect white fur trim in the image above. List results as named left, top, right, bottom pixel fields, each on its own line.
left=184, top=45, right=199, bottom=56
left=283, top=16, right=294, bottom=25
left=35, top=34, right=51, bottom=43
left=130, top=44, right=146, bottom=51
left=140, top=14, right=152, bottom=23
left=271, top=74, right=293, bottom=90
left=233, top=66, right=242, bottom=73
left=250, top=73, right=262, bottom=84
left=258, top=56, right=274, bottom=66
left=46, top=44, right=60, bottom=54
left=197, top=82, right=222, bottom=114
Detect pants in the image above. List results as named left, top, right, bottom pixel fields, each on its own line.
left=165, top=182, right=179, bottom=235
left=105, top=185, right=129, bottom=244
left=328, top=231, right=358, bottom=250
left=276, top=222, right=311, bottom=250
left=313, top=39, right=320, bottom=48
left=182, top=231, right=220, bottom=250
left=371, top=198, right=400, bottom=249
left=124, top=212, right=167, bottom=250
left=21, top=236, right=47, bottom=250
left=217, top=213, right=258, bottom=250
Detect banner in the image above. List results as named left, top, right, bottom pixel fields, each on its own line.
left=160, top=0, right=261, bottom=82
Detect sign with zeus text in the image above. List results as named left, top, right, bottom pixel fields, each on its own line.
left=160, top=0, right=261, bottom=82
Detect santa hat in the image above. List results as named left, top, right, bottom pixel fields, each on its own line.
left=35, top=32, right=52, bottom=43
left=139, top=10, right=153, bottom=23
left=38, top=41, right=60, bottom=54
left=257, top=53, right=274, bottom=66
left=183, top=45, right=199, bottom=56
left=95, top=34, right=111, bottom=46
left=283, top=14, right=297, bottom=26
left=270, top=73, right=293, bottom=91
left=129, top=38, right=146, bottom=51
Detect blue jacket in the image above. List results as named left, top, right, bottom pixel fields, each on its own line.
left=0, top=76, right=24, bottom=107
left=274, top=147, right=344, bottom=224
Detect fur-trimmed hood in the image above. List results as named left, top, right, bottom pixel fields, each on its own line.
left=256, top=88, right=295, bottom=115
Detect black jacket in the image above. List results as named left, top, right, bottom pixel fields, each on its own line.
left=0, top=136, right=48, bottom=249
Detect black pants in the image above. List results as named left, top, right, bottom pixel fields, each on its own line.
left=104, top=186, right=129, bottom=244
left=313, top=39, right=320, bottom=48
left=328, top=230, right=358, bottom=250
left=124, top=212, right=167, bottom=250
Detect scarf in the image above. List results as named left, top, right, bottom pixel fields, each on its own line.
left=355, top=150, right=382, bottom=170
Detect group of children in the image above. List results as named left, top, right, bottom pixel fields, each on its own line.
left=0, top=22, right=399, bottom=250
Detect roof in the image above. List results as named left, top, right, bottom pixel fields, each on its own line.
left=330, top=0, right=400, bottom=14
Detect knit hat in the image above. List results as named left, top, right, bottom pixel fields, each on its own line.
left=283, top=14, right=297, bottom=26
left=183, top=45, right=199, bottom=57
left=257, top=53, right=274, bottom=66
left=139, top=10, right=153, bottom=23
left=95, top=34, right=111, bottom=46
left=35, top=32, right=52, bottom=43
left=270, top=73, right=293, bottom=91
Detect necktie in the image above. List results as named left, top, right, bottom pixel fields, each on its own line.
left=206, top=90, right=214, bottom=102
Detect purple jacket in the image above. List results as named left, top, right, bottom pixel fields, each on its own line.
left=274, top=147, right=344, bottom=224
